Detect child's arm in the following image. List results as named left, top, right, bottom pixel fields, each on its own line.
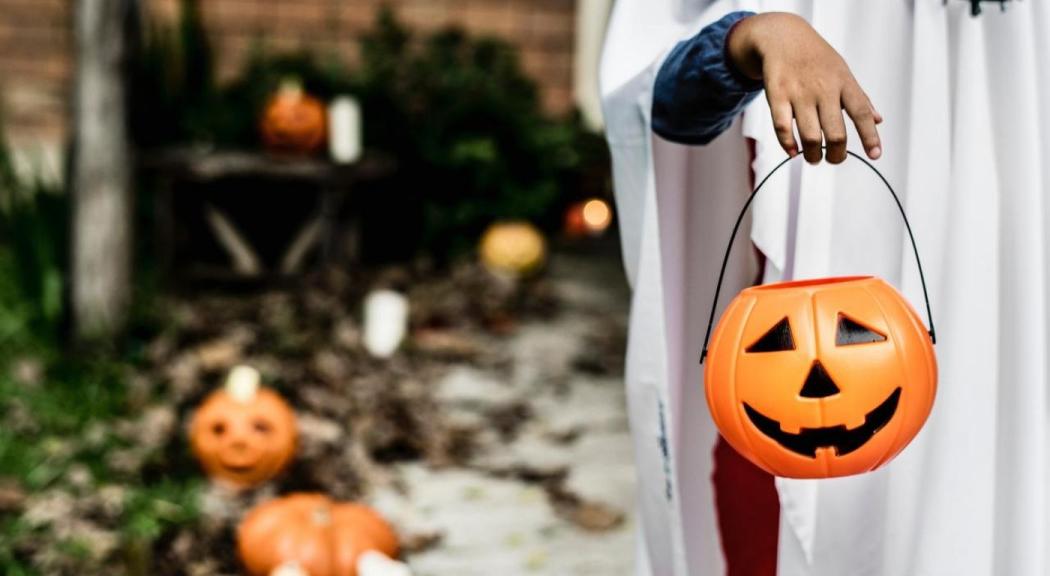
left=654, top=12, right=882, bottom=165
left=652, top=12, right=764, bottom=147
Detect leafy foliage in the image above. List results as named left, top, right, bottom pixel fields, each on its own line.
left=0, top=135, right=67, bottom=346
left=130, top=0, right=216, bottom=147
left=0, top=349, right=202, bottom=574
left=355, top=12, right=585, bottom=257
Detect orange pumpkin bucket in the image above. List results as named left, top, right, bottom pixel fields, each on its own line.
left=700, top=151, right=937, bottom=479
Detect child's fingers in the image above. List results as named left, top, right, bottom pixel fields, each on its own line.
left=843, top=84, right=881, bottom=159
left=868, top=95, right=884, bottom=124
left=794, top=103, right=823, bottom=164
left=768, top=94, right=799, bottom=157
left=819, top=98, right=848, bottom=164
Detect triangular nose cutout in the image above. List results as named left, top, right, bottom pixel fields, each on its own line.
left=799, top=361, right=841, bottom=399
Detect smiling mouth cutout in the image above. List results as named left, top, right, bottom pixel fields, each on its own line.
left=743, top=388, right=902, bottom=458
left=223, top=463, right=257, bottom=473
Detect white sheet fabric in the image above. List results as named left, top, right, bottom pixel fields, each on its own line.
left=600, top=1, right=1050, bottom=574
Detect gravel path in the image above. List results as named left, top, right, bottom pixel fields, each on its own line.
left=378, top=251, right=637, bottom=576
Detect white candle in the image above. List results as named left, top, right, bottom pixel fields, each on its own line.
left=363, top=290, right=409, bottom=358
left=328, top=95, right=363, bottom=164
left=357, top=551, right=413, bottom=576
left=224, top=365, right=261, bottom=403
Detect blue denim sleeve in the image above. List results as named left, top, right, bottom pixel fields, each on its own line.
left=652, top=11, right=763, bottom=145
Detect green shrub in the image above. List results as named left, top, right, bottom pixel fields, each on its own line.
left=354, top=12, right=576, bottom=258
left=0, top=135, right=67, bottom=347
left=130, top=0, right=216, bottom=148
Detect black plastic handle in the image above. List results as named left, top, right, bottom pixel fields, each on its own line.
left=699, top=150, right=936, bottom=364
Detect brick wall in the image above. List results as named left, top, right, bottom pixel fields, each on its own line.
left=190, top=0, right=578, bottom=113
left=0, top=0, right=579, bottom=157
left=0, top=0, right=71, bottom=152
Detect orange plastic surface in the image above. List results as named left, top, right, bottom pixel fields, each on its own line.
left=704, top=276, right=937, bottom=478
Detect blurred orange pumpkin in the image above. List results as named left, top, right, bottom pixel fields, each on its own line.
left=189, top=366, right=297, bottom=489
left=237, top=493, right=400, bottom=576
left=478, top=221, right=546, bottom=277
left=260, top=80, right=327, bottom=155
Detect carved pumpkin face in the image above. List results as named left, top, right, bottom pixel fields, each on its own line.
left=190, top=367, right=297, bottom=489
left=260, top=80, right=327, bottom=155
left=705, top=276, right=937, bottom=478
left=237, top=493, right=400, bottom=576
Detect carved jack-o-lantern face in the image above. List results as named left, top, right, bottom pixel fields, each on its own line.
left=705, top=276, right=937, bottom=478
left=190, top=367, right=297, bottom=489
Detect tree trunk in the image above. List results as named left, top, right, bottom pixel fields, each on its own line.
left=71, top=0, right=133, bottom=340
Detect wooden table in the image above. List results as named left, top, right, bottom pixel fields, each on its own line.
left=141, top=148, right=395, bottom=280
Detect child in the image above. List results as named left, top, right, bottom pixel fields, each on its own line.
left=602, top=2, right=1049, bottom=575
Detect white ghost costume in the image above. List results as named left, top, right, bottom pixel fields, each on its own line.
left=600, top=1, right=1050, bottom=574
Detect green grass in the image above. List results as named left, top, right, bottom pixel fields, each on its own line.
left=0, top=253, right=197, bottom=575
left=0, top=361, right=204, bottom=573
left=121, top=480, right=201, bottom=542
left=0, top=339, right=203, bottom=573
left=0, top=355, right=126, bottom=486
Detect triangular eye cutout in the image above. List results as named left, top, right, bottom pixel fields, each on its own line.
left=746, top=317, right=796, bottom=353
left=836, top=314, right=887, bottom=346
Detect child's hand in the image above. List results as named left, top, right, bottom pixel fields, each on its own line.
left=727, top=12, right=883, bottom=164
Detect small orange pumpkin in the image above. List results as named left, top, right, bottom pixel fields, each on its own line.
left=478, top=221, right=546, bottom=277
left=189, top=366, right=297, bottom=489
left=237, top=493, right=400, bottom=576
left=705, top=276, right=937, bottom=478
left=260, top=79, right=327, bottom=155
